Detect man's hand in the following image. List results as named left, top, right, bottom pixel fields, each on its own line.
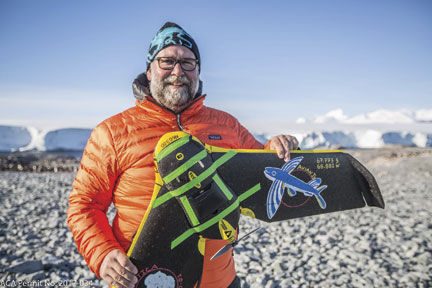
left=268, top=134, right=299, bottom=162
left=100, top=249, right=139, bottom=288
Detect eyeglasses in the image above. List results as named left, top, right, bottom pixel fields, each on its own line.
left=155, top=57, right=199, bottom=71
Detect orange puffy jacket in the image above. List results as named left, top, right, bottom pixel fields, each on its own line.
left=67, top=95, right=268, bottom=287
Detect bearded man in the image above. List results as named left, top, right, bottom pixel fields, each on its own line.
left=67, top=22, right=298, bottom=288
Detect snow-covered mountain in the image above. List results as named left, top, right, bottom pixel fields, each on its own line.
left=1, top=107, right=432, bottom=152
left=303, top=108, right=432, bottom=124
left=1, top=125, right=432, bottom=152
left=254, top=130, right=432, bottom=149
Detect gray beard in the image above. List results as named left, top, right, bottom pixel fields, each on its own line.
left=149, top=75, right=199, bottom=113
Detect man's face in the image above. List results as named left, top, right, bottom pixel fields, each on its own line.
left=147, top=45, right=199, bottom=113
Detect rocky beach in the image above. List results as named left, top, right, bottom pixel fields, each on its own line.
left=0, top=148, right=431, bottom=287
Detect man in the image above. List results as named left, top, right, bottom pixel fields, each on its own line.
left=67, top=22, right=298, bottom=288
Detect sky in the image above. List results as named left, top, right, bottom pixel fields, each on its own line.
left=1, top=0, right=431, bottom=132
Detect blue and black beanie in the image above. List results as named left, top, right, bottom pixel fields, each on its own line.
left=146, top=22, right=200, bottom=72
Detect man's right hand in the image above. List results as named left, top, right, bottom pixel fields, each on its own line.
left=100, top=249, right=139, bottom=288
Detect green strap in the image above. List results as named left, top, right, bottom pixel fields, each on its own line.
left=171, top=183, right=261, bottom=249
left=162, top=150, right=208, bottom=184
left=155, top=136, right=190, bottom=162
left=154, top=151, right=237, bottom=208
left=213, top=174, right=233, bottom=201
left=237, top=184, right=260, bottom=202
left=179, top=196, right=200, bottom=226
left=178, top=174, right=233, bottom=227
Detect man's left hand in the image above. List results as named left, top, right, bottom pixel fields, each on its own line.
left=268, top=134, right=299, bottom=162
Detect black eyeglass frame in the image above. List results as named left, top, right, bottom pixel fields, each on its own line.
left=155, top=57, right=199, bottom=71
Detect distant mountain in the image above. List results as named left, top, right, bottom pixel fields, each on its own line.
left=1, top=107, right=432, bottom=152
left=301, top=108, right=432, bottom=124
left=254, top=130, right=432, bottom=149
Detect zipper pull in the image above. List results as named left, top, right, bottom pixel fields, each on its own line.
left=176, top=114, right=184, bottom=130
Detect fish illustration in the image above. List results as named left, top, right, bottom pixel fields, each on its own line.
left=264, top=156, right=327, bottom=219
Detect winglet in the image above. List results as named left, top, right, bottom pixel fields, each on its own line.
left=280, top=156, right=304, bottom=173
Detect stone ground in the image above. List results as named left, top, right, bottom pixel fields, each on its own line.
left=0, top=148, right=431, bottom=287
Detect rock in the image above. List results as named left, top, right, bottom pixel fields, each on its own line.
left=41, top=255, right=65, bottom=269
left=8, top=260, right=44, bottom=274
left=264, top=280, right=277, bottom=288
left=416, top=252, right=430, bottom=266
left=31, top=271, right=46, bottom=281
left=279, top=278, right=293, bottom=287
left=14, top=247, right=28, bottom=257
left=404, top=244, right=419, bottom=259
left=270, top=260, right=284, bottom=274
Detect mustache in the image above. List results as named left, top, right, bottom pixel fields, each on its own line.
left=163, top=75, right=190, bottom=86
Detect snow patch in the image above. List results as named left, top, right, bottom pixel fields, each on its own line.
left=22, top=126, right=45, bottom=151
left=354, top=130, right=385, bottom=148
left=412, top=133, right=428, bottom=147
left=253, top=133, right=269, bottom=145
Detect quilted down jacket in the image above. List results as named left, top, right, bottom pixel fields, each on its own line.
left=67, top=89, right=268, bottom=287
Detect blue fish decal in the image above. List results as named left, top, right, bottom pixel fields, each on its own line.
left=264, top=156, right=328, bottom=219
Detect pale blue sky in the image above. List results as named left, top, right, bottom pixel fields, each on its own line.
left=1, top=0, right=431, bottom=131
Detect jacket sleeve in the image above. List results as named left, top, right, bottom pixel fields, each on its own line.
left=235, top=121, right=265, bottom=149
left=67, top=122, right=123, bottom=278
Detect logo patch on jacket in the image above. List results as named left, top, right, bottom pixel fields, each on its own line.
left=208, top=134, right=222, bottom=140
